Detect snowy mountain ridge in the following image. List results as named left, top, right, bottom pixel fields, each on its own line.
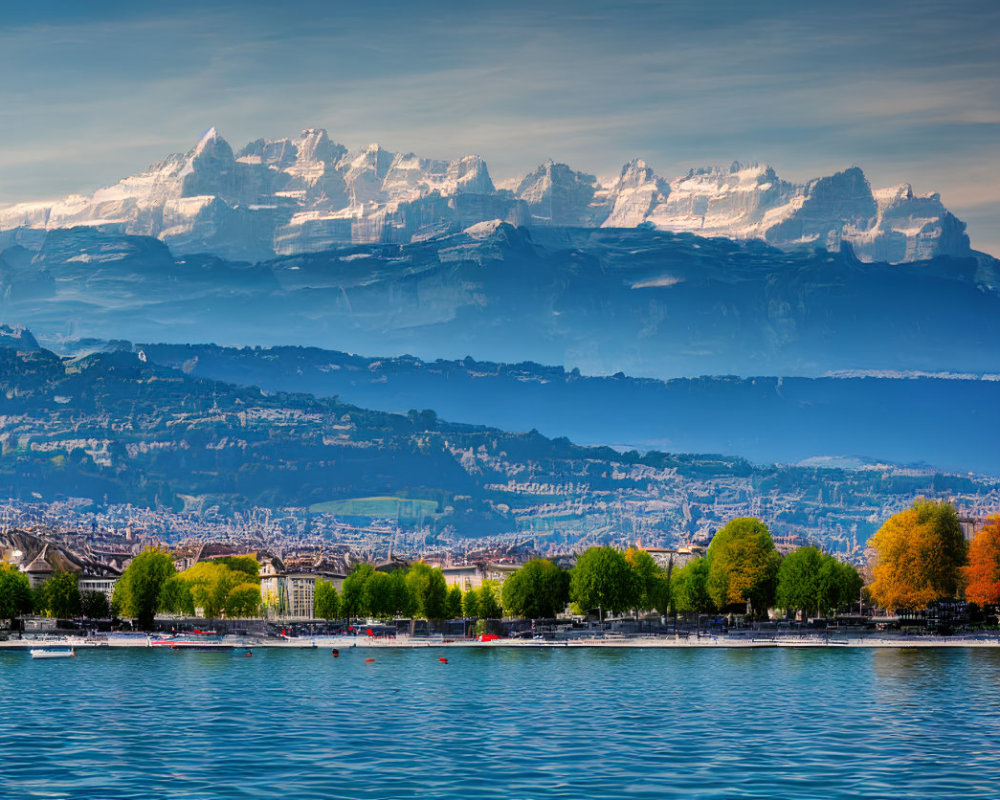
left=0, top=127, right=974, bottom=263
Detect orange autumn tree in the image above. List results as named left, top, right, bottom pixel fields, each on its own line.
left=867, top=499, right=967, bottom=611
left=964, top=517, right=1000, bottom=606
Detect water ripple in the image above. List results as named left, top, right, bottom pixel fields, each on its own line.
left=2, top=648, right=1000, bottom=798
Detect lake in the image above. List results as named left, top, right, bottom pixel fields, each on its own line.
left=2, top=646, right=999, bottom=798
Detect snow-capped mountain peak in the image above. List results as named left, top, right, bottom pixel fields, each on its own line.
left=0, top=127, right=976, bottom=264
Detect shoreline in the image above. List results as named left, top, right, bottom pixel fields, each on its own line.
left=5, top=633, right=1000, bottom=650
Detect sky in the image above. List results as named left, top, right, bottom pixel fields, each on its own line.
left=1, top=0, right=998, bottom=254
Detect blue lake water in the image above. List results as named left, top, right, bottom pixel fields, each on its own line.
left=2, top=646, right=1000, bottom=799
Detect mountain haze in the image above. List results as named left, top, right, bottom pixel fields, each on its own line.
left=4, top=223, right=999, bottom=378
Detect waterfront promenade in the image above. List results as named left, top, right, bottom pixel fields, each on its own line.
left=5, top=632, right=1000, bottom=650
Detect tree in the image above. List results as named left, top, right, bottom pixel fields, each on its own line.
left=670, top=558, right=713, bottom=614
left=445, top=585, right=464, bottom=618
left=41, top=571, right=82, bottom=619
left=389, top=570, right=416, bottom=618
left=706, top=518, right=780, bottom=615
left=81, top=590, right=111, bottom=620
left=364, top=571, right=396, bottom=619
left=964, top=516, right=1000, bottom=606
left=477, top=580, right=503, bottom=619
left=405, top=563, right=448, bottom=620
left=817, top=558, right=863, bottom=615
left=215, top=556, right=260, bottom=580
left=625, top=548, right=670, bottom=614
left=462, top=587, right=481, bottom=618
left=225, top=583, right=262, bottom=618
left=776, top=547, right=824, bottom=616
left=314, top=578, right=341, bottom=620
left=341, top=563, right=375, bottom=620
left=501, top=559, right=569, bottom=618
left=176, top=561, right=249, bottom=619
left=0, top=563, right=32, bottom=623
left=868, top=499, right=967, bottom=611
left=569, top=547, right=639, bottom=620
left=113, top=547, right=176, bottom=629
left=159, top=575, right=195, bottom=615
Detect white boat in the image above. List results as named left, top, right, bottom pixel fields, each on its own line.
left=30, top=648, right=75, bottom=659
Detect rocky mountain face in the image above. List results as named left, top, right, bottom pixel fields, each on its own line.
left=2, top=223, right=999, bottom=378
left=0, top=128, right=976, bottom=263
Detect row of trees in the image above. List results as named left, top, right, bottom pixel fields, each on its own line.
left=315, top=562, right=463, bottom=622
left=0, top=565, right=111, bottom=623
left=6, top=500, right=996, bottom=629
left=313, top=519, right=862, bottom=624
left=112, top=549, right=263, bottom=628
left=867, top=500, right=1000, bottom=612
left=574, top=520, right=861, bottom=620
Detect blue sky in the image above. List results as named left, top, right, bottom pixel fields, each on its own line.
left=1, top=0, right=998, bottom=254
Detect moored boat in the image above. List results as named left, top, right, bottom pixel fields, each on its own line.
left=30, top=648, right=75, bottom=659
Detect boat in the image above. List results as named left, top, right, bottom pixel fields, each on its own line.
left=30, top=648, right=75, bottom=659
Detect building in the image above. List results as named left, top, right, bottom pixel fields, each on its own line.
left=22, top=545, right=54, bottom=588
left=259, top=555, right=317, bottom=619
left=440, top=564, right=483, bottom=591
left=644, top=545, right=706, bottom=576
left=483, top=562, right=521, bottom=584
left=285, top=573, right=317, bottom=619
left=78, top=576, right=118, bottom=604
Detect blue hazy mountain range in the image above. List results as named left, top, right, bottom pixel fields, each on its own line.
left=55, top=338, right=999, bottom=478
left=2, top=342, right=995, bottom=551
left=3, top=223, right=999, bottom=379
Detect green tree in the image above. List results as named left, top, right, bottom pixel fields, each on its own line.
left=314, top=578, right=341, bottom=620
left=41, top=571, right=82, bottom=619
left=225, top=583, right=262, bottom=617
left=670, top=558, right=714, bottom=613
left=477, top=580, right=503, bottom=619
left=569, top=547, right=639, bottom=621
left=501, top=559, right=569, bottom=618
left=0, top=563, right=32, bottom=623
left=462, top=587, right=481, bottom=618
left=445, top=585, right=464, bottom=618
left=706, top=518, right=780, bottom=615
left=389, top=570, right=416, bottom=618
left=215, top=556, right=260, bottom=580
left=341, top=563, right=375, bottom=620
left=776, top=546, right=825, bottom=616
left=817, top=558, right=863, bottom=615
left=113, top=547, right=176, bottom=629
left=868, top=499, right=967, bottom=611
left=364, top=571, right=397, bottom=619
left=177, top=561, right=248, bottom=618
left=158, top=575, right=195, bottom=615
left=625, top=548, right=670, bottom=614
left=81, top=590, right=111, bottom=620
left=405, top=563, right=448, bottom=620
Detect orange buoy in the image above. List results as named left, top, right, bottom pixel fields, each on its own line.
left=245, top=651, right=253, bottom=657
left=365, top=658, right=376, bottom=663
left=439, top=657, right=448, bottom=663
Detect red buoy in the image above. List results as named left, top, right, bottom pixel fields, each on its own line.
left=439, top=657, right=448, bottom=663
left=365, top=658, right=375, bottom=663
left=245, top=651, right=253, bottom=658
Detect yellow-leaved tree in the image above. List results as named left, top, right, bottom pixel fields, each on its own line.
left=867, top=499, right=967, bottom=611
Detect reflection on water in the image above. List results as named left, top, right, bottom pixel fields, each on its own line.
left=2, top=647, right=1000, bottom=798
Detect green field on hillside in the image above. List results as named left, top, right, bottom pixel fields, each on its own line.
left=309, top=496, right=439, bottom=520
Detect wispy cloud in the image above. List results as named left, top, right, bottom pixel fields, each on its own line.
left=0, top=0, right=997, bottom=251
